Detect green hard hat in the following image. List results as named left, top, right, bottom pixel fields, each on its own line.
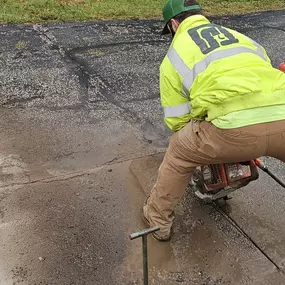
left=161, top=0, right=201, bottom=35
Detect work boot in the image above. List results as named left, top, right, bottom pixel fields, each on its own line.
left=142, top=202, right=172, bottom=242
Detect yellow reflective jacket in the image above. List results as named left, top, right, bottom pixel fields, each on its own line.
left=160, top=15, right=285, bottom=132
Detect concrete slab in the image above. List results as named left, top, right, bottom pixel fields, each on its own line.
left=0, top=163, right=132, bottom=285
left=127, top=155, right=285, bottom=285
left=219, top=157, right=285, bottom=269
left=0, top=10, right=285, bottom=285
left=1, top=156, right=284, bottom=285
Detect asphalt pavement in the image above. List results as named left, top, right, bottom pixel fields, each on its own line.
left=0, top=10, right=285, bottom=285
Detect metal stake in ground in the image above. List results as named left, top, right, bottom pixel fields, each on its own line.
left=130, top=227, right=160, bottom=285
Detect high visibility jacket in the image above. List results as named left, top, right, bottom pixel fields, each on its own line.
left=160, top=15, right=285, bottom=132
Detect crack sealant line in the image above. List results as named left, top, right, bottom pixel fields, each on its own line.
left=33, top=23, right=169, bottom=55
left=68, top=39, right=169, bottom=54
left=263, top=25, right=285, bottom=33
left=32, top=24, right=164, bottom=127
left=32, top=24, right=144, bottom=121
left=212, top=203, right=282, bottom=272
left=33, top=24, right=92, bottom=108
left=32, top=24, right=66, bottom=57
left=1, top=95, right=45, bottom=107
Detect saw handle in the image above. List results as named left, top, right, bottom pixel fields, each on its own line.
left=255, top=159, right=285, bottom=188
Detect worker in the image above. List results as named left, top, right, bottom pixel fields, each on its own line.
left=143, top=0, right=285, bottom=241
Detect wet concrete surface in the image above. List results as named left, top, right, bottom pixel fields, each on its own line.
left=0, top=10, right=285, bottom=285
left=222, top=157, right=285, bottom=269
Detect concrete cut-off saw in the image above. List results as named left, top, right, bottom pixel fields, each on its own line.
left=190, top=159, right=285, bottom=203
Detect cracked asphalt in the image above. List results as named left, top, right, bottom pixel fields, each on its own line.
left=0, top=10, right=285, bottom=285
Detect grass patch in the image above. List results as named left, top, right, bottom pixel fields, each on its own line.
left=16, top=40, right=28, bottom=49
left=0, top=0, right=284, bottom=24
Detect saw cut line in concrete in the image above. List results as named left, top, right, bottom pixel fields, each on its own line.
left=214, top=203, right=282, bottom=272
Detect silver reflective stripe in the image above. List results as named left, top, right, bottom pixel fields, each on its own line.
left=167, top=47, right=191, bottom=98
left=167, top=47, right=191, bottom=79
left=164, top=102, right=191, bottom=118
left=167, top=45, right=267, bottom=92
left=250, top=39, right=267, bottom=61
left=183, top=46, right=267, bottom=90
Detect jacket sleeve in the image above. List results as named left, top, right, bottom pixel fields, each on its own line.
left=160, top=58, right=192, bottom=132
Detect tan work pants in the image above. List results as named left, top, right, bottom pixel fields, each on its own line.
left=147, top=120, right=285, bottom=236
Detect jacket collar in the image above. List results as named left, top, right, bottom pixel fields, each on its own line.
left=175, top=15, right=210, bottom=37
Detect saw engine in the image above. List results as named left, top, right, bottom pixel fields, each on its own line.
left=191, top=161, right=259, bottom=203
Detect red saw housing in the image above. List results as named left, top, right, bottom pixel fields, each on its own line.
left=200, top=161, right=259, bottom=193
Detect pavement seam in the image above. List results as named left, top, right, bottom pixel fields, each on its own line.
left=0, top=151, right=165, bottom=189
left=0, top=168, right=104, bottom=189
left=213, top=203, right=283, bottom=273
